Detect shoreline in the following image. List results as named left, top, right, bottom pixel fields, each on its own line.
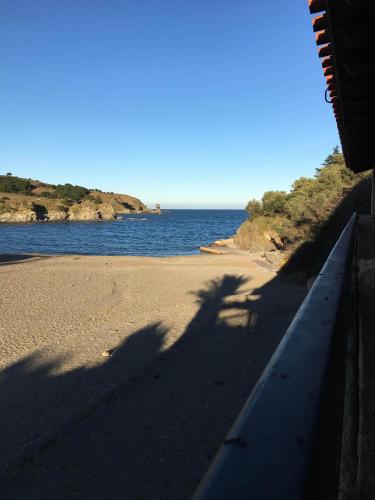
left=0, top=211, right=161, bottom=224
left=0, top=241, right=247, bottom=261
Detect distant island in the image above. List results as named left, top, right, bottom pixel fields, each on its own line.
left=0, top=174, right=159, bottom=222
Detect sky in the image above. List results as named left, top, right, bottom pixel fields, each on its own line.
left=0, top=0, right=339, bottom=209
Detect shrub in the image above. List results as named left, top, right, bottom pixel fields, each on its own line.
left=262, top=191, right=288, bottom=216
left=242, top=148, right=370, bottom=260
left=54, top=183, right=89, bottom=201
left=245, top=199, right=263, bottom=218
left=84, top=194, right=95, bottom=202
left=40, top=191, right=57, bottom=199
left=0, top=175, right=32, bottom=194
left=57, top=205, right=69, bottom=212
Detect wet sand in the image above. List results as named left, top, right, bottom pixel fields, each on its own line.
left=0, top=252, right=305, bottom=499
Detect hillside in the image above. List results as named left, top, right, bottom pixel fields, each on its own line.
left=0, top=175, right=153, bottom=223
left=235, top=148, right=370, bottom=279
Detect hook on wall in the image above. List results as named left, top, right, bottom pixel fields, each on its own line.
left=325, top=88, right=332, bottom=104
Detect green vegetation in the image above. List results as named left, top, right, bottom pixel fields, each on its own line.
left=241, top=148, right=370, bottom=277
left=0, top=175, right=32, bottom=194
left=40, top=191, right=57, bottom=199
left=54, top=184, right=89, bottom=201
left=0, top=174, right=117, bottom=207
left=245, top=148, right=367, bottom=245
left=0, top=173, right=149, bottom=222
left=38, top=184, right=90, bottom=201
left=56, top=205, right=69, bottom=213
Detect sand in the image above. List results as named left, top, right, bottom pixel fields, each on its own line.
left=0, top=252, right=305, bottom=499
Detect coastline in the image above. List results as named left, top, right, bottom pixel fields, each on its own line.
left=0, top=251, right=305, bottom=497
left=0, top=208, right=160, bottom=224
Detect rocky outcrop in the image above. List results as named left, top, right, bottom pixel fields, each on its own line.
left=263, top=229, right=283, bottom=250
left=0, top=186, right=151, bottom=223
left=0, top=209, right=36, bottom=223
left=263, top=250, right=282, bottom=265
left=211, top=237, right=234, bottom=247
left=46, top=209, right=69, bottom=221
left=199, top=246, right=224, bottom=255
left=96, top=203, right=116, bottom=220
left=0, top=201, right=118, bottom=223
left=67, top=202, right=116, bottom=221
left=68, top=203, right=99, bottom=221
left=234, top=219, right=278, bottom=252
left=91, top=192, right=149, bottom=214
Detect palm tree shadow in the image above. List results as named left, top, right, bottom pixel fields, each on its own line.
left=189, top=274, right=252, bottom=331
left=0, top=272, right=305, bottom=499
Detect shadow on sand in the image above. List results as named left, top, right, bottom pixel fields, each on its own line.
left=0, top=254, right=50, bottom=266
left=0, top=273, right=304, bottom=499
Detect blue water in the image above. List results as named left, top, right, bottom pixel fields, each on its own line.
left=0, top=210, right=247, bottom=256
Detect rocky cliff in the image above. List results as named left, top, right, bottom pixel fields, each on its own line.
left=0, top=197, right=150, bottom=223
left=0, top=178, right=151, bottom=223
left=234, top=218, right=283, bottom=252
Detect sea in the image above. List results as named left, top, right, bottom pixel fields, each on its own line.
left=0, top=209, right=247, bottom=256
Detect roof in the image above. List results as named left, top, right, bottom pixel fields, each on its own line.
left=308, top=0, right=375, bottom=173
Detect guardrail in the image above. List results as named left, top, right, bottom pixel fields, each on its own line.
left=193, top=213, right=357, bottom=500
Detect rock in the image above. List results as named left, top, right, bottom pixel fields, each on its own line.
left=263, top=230, right=283, bottom=249
left=234, top=220, right=277, bottom=252
left=199, top=246, right=224, bottom=255
left=97, top=203, right=116, bottom=220
left=211, top=237, right=234, bottom=247
left=0, top=187, right=151, bottom=223
left=0, top=209, right=36, bottom=223
left=67, top=202, right=116, bottom=221
left=46, top=209, right=68, bottom=221
left=263, top=250, right=281, bottom=265
left=101, top=349, right=115, bottom=357
left=68, top=203, right=100, bottom=221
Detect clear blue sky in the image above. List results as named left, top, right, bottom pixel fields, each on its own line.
left=0, top=0, right=338, bottom=208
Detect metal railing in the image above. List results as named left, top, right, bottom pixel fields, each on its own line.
left=193, top=213, right=357, bottom=500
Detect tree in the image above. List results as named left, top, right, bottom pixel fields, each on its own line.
left=262, top=191, right=288, bottom=216
left=321, top=145, right=342, bottom=167
left=6, top=172, right=12, bottom=176
left=0, top=175, right=31, bottom=194
left=54, top=183, right=89, bottom=201
left=240, top=147, right=367, bottom=254
left=245, top=199, right=263, bottom=218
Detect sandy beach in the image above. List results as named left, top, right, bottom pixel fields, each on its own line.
left=0, top=252, right=305, bottom=499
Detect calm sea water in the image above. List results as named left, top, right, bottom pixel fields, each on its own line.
left=0, top=209, right=247, bottom=256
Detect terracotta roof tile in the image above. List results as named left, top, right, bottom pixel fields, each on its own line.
left=307, top=1, right=375, bottom=172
